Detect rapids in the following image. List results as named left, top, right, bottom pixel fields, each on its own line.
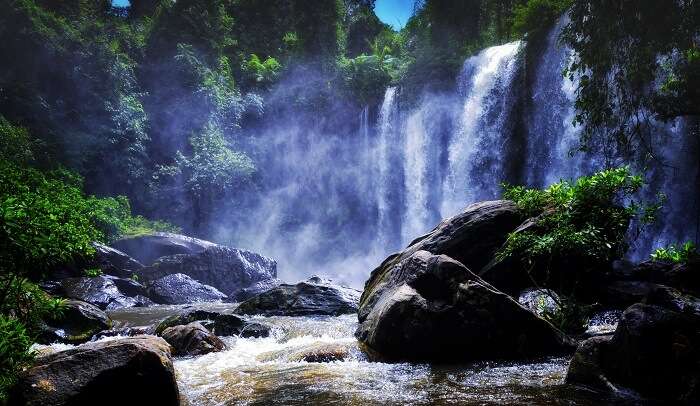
left=36, top=305, right=638, bottom=405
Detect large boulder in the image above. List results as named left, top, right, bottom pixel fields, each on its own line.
left=356, top=250, right=572, bottom=361
left=92, top=242, right=144, bottom=278
left=234, top=276, right=361, bottom=316
left=140, top=246, right=277, bottom=298
left=9, top=336, right=180, bottom=406
left=362, top=200, right=522, bottom=307
left=154, top=309, right=270, bottom=338
left=147, top=273, right=227, bottom=305
left=38, top=300, right=111, bottom=345
left=57, top=277, right=143, bottom=310
left=566, top=293, right=700, bottom=402
left=111, top=232, right=217, bottom=265
left=161, top=322, right=226, bottom=356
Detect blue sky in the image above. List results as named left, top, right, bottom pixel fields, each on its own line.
left=110, top=0, right=416, bottom=30
left=374, top=0, right=417, bottom=30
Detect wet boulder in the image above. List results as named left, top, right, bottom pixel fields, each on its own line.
left=161, top=322, right=226, bottom=356
left=140, top=245, right=277, bottom=298
left=356, top=250, right=572, bottom=362
left=38, top=300, right=112, bottom=345
left=57, top=277, right=140, bottom=310
left=9, top=336, right=180, bottom=406
left=363, top=200, right=522, bottom=301
left=518, top=288, right=560, bottom=317
left=112, top=232, right=217, bottom=265
left=566, top=295, right=700, bottom=402
left=146, top=273, right=227, bottom=305
left=154, top=309, right=270, bottom=338
left=234, top=276, right=361, bottom=317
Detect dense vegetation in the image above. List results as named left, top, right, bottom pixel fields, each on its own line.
left=0, top=117, right=173, bottom=400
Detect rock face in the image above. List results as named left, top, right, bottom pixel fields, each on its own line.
left=234, top=276, right=361, bottom=316
left=9, top=336, right=179, bottom=406
left=38, top=300, right=111, bottom=345
left=566, top=291, right=700, bottom=402
left=140, top=246, right=277, bottom=297
left=155, top=309, right=270, bottom=338
left=356, top=250, right=571, bottom=361
left=92, top=242, right=144, bottom=278
left=147, top=273, right=228, bottom=305
left=362, top=200, right=522, bottom=307
left=57, top=277, right=143, bottom=310
left=161, top=322, right=226, bottom=356
left=112, top=232, right=217, bottom=265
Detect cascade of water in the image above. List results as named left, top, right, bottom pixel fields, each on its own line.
left=441, top=40, right=523, bottom=218
left=402, top=104, right=431, bottom=244
left=524, top=16, right=605, bottom=187
left=374, top=87, right=398, bottom=251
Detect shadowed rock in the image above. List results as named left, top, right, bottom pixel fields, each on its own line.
left=361, top=200, right=522, bottom=309
left=38, top=300, right=111, bottom=345
left=357, top=250, right=572, bottom=362
left=566, top=291, right=700, bottom=402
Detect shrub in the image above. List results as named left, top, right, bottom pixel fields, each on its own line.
left=0, top=315, right=34, bottom=402
left=498, top=167, right=658, bottom=292
left=651, top=241, right=698, bottom=264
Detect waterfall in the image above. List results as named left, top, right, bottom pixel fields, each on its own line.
left=223, top=20, right=697, bottom=286
left=524, top=16, right=606, bottom=187
left=402, top=104, right=431, bottom=244
left=441, top=40, right=523, bottom=217
left=374, top=87, right=398, bottom=250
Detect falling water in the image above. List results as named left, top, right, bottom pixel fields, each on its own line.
left=441, top=40, right=523, bottom=217
left=374, top=87, right=398, bottom=251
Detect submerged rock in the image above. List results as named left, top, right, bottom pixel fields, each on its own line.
left=234, top=276, right=361, bottom=317
left=154, top=309, right=270, bottom=338
left=566, top=293, right=700, bottom=402
left=161, top=322, right=226, bottom=356
left=38, top=300, right=111, bottom=345
left=147, top=273, right=228, bottom=305
left=356, top=250, right=572, bottom=362
left=9, top=336, right=179, bottom=406
left=259, top=342, right=351, bottom=363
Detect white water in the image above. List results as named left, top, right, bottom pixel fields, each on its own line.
left=441, top=40, right=523, bottom=217
left=38, top=306, right=602, bottom=405
left=374, top=87, right=397, bottom=250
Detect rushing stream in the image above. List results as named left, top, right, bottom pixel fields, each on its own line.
left=19, top=305, right=627, bottom=405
